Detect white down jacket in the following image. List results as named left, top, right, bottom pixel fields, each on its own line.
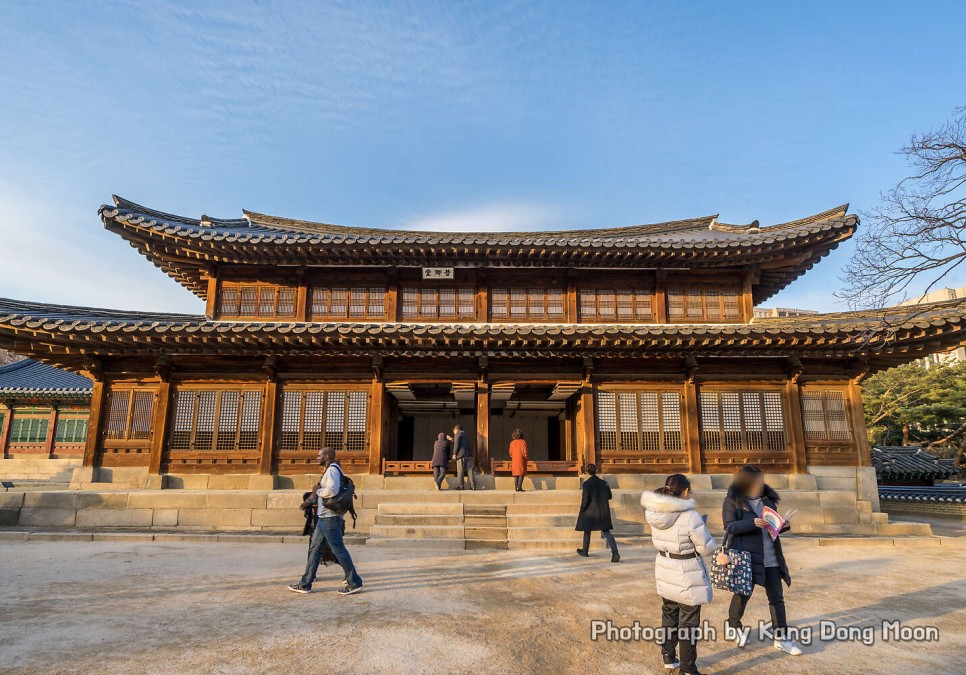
left=641, top=491, right=718, bottom=606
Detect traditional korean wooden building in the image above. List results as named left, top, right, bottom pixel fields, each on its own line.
left=3, top=197, right=966, bottom=487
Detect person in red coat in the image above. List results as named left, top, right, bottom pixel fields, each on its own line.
left=509, top=429, right=528, bottom=492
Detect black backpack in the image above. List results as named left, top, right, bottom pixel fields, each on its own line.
left=320, top=463, right=358, bottom=528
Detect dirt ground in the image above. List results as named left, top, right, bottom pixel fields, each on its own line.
left=1, top=537, right=964, bottom=674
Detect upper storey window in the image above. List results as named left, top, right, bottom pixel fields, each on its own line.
left=311, top=287, right=387, bottom=320
left=579, top=288, right=654, bottom=322
left=219, top=284, right=296, bottom=320
left=401, top=287, right=475, bottom=320
left=667, top=287, right=741, bottom=322
left=491, top=287, right=564, bottom=321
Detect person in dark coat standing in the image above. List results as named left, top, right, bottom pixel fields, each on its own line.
left=722, top=464, right=801, bottom=656
left=575, top=463, right=620, bottom=562
left=450, top=424, right=476, bottom=490
left=431, top=432, right=451, bottom=491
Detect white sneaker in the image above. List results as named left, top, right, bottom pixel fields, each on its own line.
left=774, top=639, right=803, bottom=656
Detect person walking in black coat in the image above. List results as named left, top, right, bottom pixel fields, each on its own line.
left=722, top=464, right=801, bottom=656
left=575, top=463, right=620, bottom=562
left=431, top=432, right=451, bottom=491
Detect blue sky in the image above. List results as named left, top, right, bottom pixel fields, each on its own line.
left=1, top=1, right=964, bottom=313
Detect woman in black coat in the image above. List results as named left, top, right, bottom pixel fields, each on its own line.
left=722, top=464, right=801, bottom=656
left=575, top=463, right=620, bottom=562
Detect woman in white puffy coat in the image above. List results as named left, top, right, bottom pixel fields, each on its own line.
left=641, top=474, right=718, bottom=675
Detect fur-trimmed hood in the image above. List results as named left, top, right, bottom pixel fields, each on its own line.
left=726, top=483, right=780, bottom=503
left=641, top=491, right=696, bottom=530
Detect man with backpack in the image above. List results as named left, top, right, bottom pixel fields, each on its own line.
left=288, top=447, right=363, bottom=595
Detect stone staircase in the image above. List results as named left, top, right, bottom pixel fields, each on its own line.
left=464, top=504, right=508, bottom=550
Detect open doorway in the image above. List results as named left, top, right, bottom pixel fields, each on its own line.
left=488, top=383, right=578, bottom=463
left=390, top=382, right=475, bottom=461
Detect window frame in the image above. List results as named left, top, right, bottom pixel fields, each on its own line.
left=102, top=387, right=156, bottom=446
left=596, top=388, right=684, bottom=453
left=666, top=286, right=743, bottom=323
left=800, top=387, right=854, bottom=443
left=276, top=386, right=369, bottom=453
left=578, top=287, right=656, bottom=323
left=309, top=286, right=388, bottom=320
left=218, top=282, right=298, bottom=320
left=166, top=386, right=264, bottom=454
left=399, top=285, right=476, bottom=321
left=698, top=388, right=788, bottom=453
left=490, top=286, right=565, bottom=321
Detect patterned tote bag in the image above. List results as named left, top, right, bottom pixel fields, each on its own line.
left=710, top=532, right=753, bottom=595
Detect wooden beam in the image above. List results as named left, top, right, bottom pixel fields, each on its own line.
left=476, top=382, right=490, bottom=473
left=205, top=272, right=219, bottom=319
left=784, top=380, right=807, bottom=473
left=82, top=380, right=107, bottom=467
left=295, top=268, right=308, bottom=322
left=368, top=378, right=386, bottom=474
left=740, top=266, right=756, bottom=322
left=848, top=380, right=873, bottom=466
left=44, top=406, right=58, bottom=458
left=258, top=379, right=278, bottom=475
left=683, top=380, right=702, bottom=473
left=148, top=381, right=171, bottom=474
left=566, top=271, right=578, bottom=323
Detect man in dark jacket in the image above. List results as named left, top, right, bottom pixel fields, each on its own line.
left=431, top=432, right=451, bottom=490
left=575, top=463, right=619, bottom=562
left=722, top=464, right=801, bottom=656
left=450, top=424, right=476, bottom=490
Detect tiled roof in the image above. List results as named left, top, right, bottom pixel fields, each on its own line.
left=2, top=296, right=966, bottom=368
left=100, top=197, right=858, bottom=303
left=879, top=485, right=965, bottom=503
left=871, top=446, right=959, bottom=481
left=0, top=358, right=92, bottom=398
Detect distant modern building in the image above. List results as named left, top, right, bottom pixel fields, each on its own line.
left=752, top=307, right=820, bottom=319
left=899, top=287, right=966, bottom=367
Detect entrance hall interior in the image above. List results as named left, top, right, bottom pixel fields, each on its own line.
left=388, top=382, right=579, bottom=465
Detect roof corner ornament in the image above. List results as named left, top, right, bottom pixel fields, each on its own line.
left=849, top=358, right=870, bottom=385
left=371, top=355, right=384, bottom=382
left=153, top=355, right=173, bottom=382
left=582, top=356, right=594, bottom=383
left=785, top=356, right=804, bottom=384
left=684, top=355, right=699, bottom=384
left=262, top=355, right=278, bottom=382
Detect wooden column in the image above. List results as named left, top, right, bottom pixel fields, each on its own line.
left=387, top=272, right=399, bottom=322
left=654, top=270, right=668, bottom=323
left=683, top=379, right=703, bottom=473
left=82, top=380, right=107, bottom=467
left=44, top=406, right=59, bottom=458
left=205, top=271, right=219, bottom=319
left=0, top=403, right=12, bottom=459
left=476, top=269, right=489, bottom=322
left=576, top=384, right=597, bottom=469
left=258, top=379, right=278, bottom=475
left=848, top=380, right=873, bottom=466
left=368, top=378, right=386, bottom=474
left=148, top=381, right=172, bottom=474
left=784, top=380, right=807, bottom=473
left=476, top=382, right=490, bottom=473
left=295, top=268, right=308, bottom=322
left=740, top=266, right=758, bottom=322
left=566, top=270, right=578, bottom=322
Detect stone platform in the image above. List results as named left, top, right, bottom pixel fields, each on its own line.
left=0, top=467, right=932, bottom=547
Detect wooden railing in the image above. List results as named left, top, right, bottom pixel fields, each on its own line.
left=490, top=460, right=578, bottom=474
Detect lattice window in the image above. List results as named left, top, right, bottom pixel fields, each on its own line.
left=666, top=287, right=743, bottom=323
left=579, top=288, right=655, bottom=322
left=596, top=390, right=682, bottom=452
left=700, top=390, right=787, bottom=452
left=400, top=286, right=475, bottom=320
left=278, top=389, right=368, bottom=452
left=310, top=286, right=386, bottom=319
left=103, top=389, right=155, bottom=441
left=167, top=389, right=263, bottom=452
left=54, top=415, right=88, bottom=444
left=10, top=414, right=49, bottom=443
left=219, top=284, right=296, bottom=319
left=801, top=389, right=853, bottom=441
left=492, top=287, right=565, bottom=320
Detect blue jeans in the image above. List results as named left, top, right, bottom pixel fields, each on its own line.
left=299, top=516, right=363, bottom=590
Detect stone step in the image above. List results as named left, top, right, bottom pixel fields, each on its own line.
left=366, top=537, right=466, bottom=549
left=507, top=526, right=582, bottom=541
left=464, top=526, right=508, bottom=541
left=463, top=504, right=506, bottom=516
left=373, top=514, right=463, bottom=526
left=466, top=539, right=509, bottom=550
left=368, top=524, right=464, bottom=539
left=376, top=503, right=462, bottom=516
left=874, top=521, right=933, bottom=536
left=871, top=512, right=890, bottom=524
left=464, top=514, right=505, bottom=527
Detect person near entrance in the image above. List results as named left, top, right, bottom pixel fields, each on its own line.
left=509, top=429, right=528, bottom=491
left=575, top=463, right=620, bottom=562
left=288, top=447, right=364, bottom=595
left=431, top=432, right=451, bottom=490
left=450, top=424, right=476, bottom=490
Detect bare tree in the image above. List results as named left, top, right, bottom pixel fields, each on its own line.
left=0, top=349, right=23, bottom=366
left=840, top=106, right=966, bottom=309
